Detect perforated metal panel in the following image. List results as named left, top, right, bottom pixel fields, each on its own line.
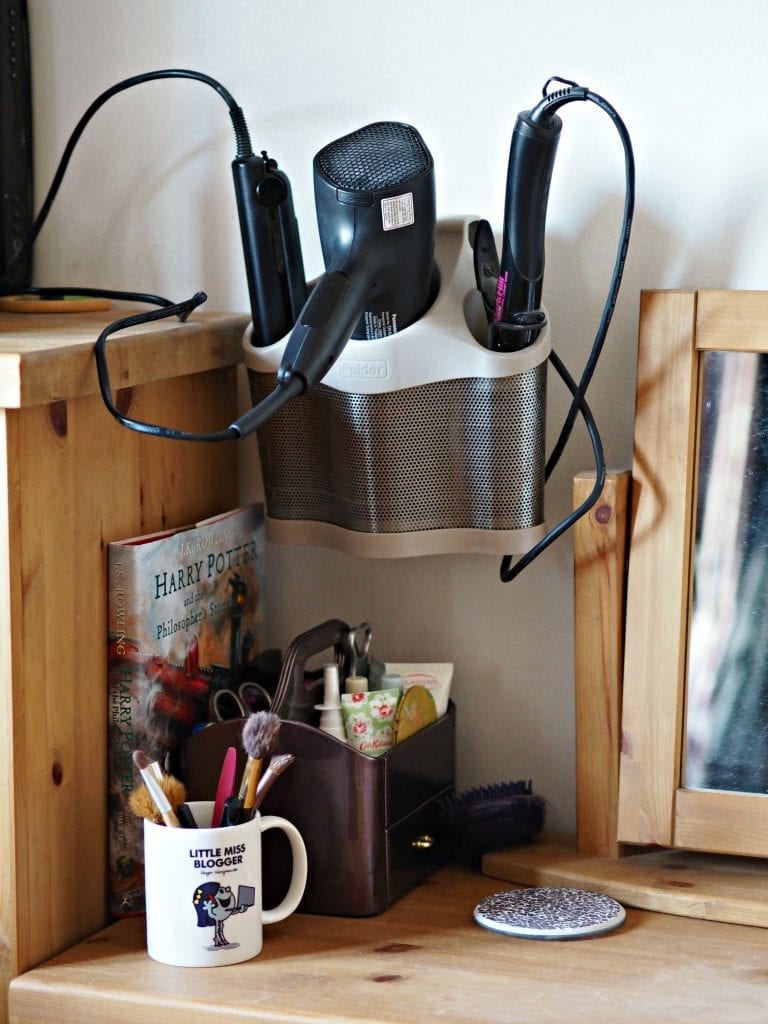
left=249, top=369, right=546, bottom=535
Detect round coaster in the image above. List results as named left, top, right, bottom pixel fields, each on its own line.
left=474, top=887, right=626, bottom=940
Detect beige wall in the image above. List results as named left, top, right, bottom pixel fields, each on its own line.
left=26, top=0, right=768, bottom=831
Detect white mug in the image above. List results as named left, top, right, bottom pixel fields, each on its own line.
left=143, top=801, right=307, bottom=967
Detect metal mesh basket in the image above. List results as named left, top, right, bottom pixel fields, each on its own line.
left=249, top=367, right=546, bottom=536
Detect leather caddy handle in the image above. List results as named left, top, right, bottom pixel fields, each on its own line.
left=271, top=618, right=350, bottom=723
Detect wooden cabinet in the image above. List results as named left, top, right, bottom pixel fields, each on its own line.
left=0, top=309, right=248, bottom=1021
left=6, top=302, right=768, bottom=1024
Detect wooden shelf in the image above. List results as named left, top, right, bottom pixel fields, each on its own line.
left=10, top=863, right=768, bottom=1024
left=483, top=833, right=768, bottom=928
left=0, top=310, right=249, bottom=1024
left=0, top=309, right=248, bottom=407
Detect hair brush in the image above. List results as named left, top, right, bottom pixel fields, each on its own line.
left=436, top=780, right=546, bottom=865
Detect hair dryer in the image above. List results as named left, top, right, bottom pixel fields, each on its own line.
left=273, top=121, right=438, bottom=394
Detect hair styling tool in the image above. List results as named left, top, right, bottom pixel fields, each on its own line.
left=491, top=104, right=563, bottom=351
left=437, top=780, right=545, bottom=865
left=233, top=121, right=439, bottom=439
left=232, top=147, right=306, bottom=346
left=468, top=219, right=500, bottom=322
left=472, top=76, right=635, bottom=581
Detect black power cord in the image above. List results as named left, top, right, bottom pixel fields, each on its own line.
left=499, top=78, right=635, bottom=582
left=1, top=68, right=250, bottom=298
left=0, top=67, right=307, bottom=442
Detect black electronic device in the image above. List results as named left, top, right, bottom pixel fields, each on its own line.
left=233, top=149, right=306, bottom=347
left=275, top=121, right=438, bottom=394
left=492, top=108, right=562, bottom=350
left=0, top=0, right=33, bottom=286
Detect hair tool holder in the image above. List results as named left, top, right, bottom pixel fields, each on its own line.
left=243, top=216, right=551, bottom=559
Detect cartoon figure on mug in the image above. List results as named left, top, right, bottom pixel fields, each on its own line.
left=193, top=881, right=254, bottom=949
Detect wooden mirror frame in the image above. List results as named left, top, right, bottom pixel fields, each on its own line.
left=482, top=291, right=768, bottom=926
left=618, top=289, right=768, bottom=857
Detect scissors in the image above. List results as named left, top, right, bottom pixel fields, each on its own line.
left=210, top=680, right=272, bottom=723
left=344, top=623, right=372, bottom=678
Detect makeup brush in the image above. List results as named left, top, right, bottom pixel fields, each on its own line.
left=212, top=746, right=238, bottom=829
left=129, top=773, right=187, bottom=824
left=129, top=765, right=196, bottom=827
left=131, top=750, right=181, bottom=827
left=238, top=711, right=281, bottom=812
left=251, top=752, right=295, bottom=813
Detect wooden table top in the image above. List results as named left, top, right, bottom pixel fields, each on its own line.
left=9, top=864, right=768, bottom=1024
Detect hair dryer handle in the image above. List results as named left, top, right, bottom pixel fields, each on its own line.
left=278, top=264, right=373, bottom=391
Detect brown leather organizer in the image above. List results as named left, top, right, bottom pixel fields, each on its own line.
left=176, top=618, right=456, bottom=916
left=175, top=704, right=456, bottom=916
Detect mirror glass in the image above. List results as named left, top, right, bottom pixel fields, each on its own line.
left=684, top=349, right=768, bottom=793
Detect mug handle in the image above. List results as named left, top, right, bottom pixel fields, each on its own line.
left=260, top=815, right=308, bottom=925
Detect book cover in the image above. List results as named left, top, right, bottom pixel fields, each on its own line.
left=107, top=503, right=265, bottom=917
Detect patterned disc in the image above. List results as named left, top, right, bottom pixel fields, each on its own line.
left=474, top=887, right=626, bottom=940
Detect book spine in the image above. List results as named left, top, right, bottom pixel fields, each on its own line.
left=107, top=545, right=146, bottom=917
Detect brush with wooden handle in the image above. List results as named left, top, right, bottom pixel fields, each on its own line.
left=238, top=710, right=281, bottom=814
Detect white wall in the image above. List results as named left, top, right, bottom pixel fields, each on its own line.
left=27, top=0, right=768, bottom=832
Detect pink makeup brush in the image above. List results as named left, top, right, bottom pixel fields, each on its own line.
left=212, top=746, right=238, bottom=829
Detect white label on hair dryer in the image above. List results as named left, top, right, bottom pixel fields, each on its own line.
left=364, top=311, right=397, bottom=339
left=381, top=192, right=414, bottom=230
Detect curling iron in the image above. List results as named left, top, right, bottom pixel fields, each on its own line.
left=469, top=76, right=635, bottom=580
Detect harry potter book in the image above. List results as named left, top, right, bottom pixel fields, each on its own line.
left=107, top=504, right=265, bottom=917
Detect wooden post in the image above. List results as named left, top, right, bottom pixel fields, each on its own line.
left=573, top=469, right=631, bottom=857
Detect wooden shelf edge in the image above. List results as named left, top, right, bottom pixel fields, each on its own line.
left=482, top=833, right=768, bottom=928
left=0, top=311, right=250, bottom=408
